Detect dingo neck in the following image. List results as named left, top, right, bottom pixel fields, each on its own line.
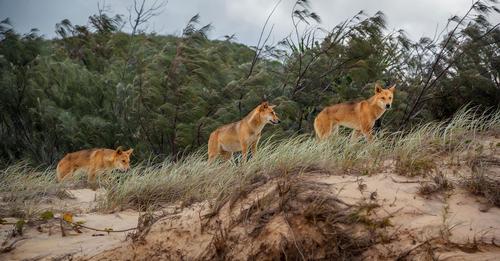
left=367, top=96, right=386, bottom=119
left=247, top=108, right=267, bottom=131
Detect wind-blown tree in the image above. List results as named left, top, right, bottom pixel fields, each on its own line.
left=0, top=18, right=44, bottom=162
left=132, top=14, right=234, bottom=157
left=0, top=0, right=498, bottom=165
left=55, top=9, right=124, bottom=72
left=399, top=0, right=500, bottom=126
left=274, top=7, right=407, bottom=133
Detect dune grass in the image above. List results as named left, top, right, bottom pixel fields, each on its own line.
left=0, top=163, right=69, bottom=219
left=464, top=155, right=500, bottom=207
left=1, top=108, right=499, bottom=215
left=97, top=107, right=500, bottom=211
left=96, top=134, right=394, bottom=211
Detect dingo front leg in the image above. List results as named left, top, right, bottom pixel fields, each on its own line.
left=87, top=168, right=98, bottom=190
left=250, top=135, right=260, bottom=159
left=241, top=142, right=249, bottom=162
left=250, top=143, right=257, bottom=159
left=361, top=127, right=373, bottom=142
left=351, top=129, right=361, bottom=142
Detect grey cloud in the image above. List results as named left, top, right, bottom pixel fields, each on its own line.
left=0, top=0, right=498, bottom=46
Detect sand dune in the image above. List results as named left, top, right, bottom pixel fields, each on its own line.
left=1, top=138, right=499, bottom=260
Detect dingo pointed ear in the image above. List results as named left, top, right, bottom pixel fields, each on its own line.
left=260, top=101, right=269, bottom=110
left=125, top=148, right=134, bottom=155
left=375, top=83, right=383, bottom=93
left=389, top=84, right=396, bottom=92
left=116, top=146, right=124, bottom=155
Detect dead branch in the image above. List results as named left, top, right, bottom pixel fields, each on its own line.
left=128, top=0, right=166, bottom=35
left=0, top=238, right=25, bottom=253
left=391, top=176, right=429, bottom=184
left=396, top=238, right=436, bottom=260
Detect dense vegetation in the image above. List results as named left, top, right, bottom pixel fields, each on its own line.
left=1, top=0, right=499, bottom=165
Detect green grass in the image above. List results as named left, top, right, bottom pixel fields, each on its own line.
left=0, top=162, right=69, bottom=219
left=463, top=155, right=500, bottom=207
left=97, top=107, right=500, bottom=210
left=1, top=107, right=499, bottom=215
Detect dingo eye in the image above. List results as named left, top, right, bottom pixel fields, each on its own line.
left=122, top=160, right=126, bottom=163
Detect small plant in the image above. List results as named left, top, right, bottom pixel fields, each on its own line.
left=392, top=122, right=441, bottom=177
left=39, top=210, right=55, bottom=221
left=395, top=156, right=436, bottom=177
left=14, top=220, right=25, bottom=236
left=418, top=172, right=454, bottom=196
left=463, top=156, right=500, bottom=207
left=0, top=163, right=70, bottom=220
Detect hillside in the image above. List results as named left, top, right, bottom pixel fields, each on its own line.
left=1, top=2, right=499, bottom=164
left=1, top=1, right=500, bottom=259
left=1, top=110, right=500, bottom=260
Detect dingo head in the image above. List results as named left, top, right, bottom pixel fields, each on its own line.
left=258, top=102, right=280, bottom=125
left=113, top=147, right=133, bottom=171
left=374, top=83, right=396, bottom=110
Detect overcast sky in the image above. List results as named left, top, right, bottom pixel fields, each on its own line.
left=1, top=0, right=498, bottom=46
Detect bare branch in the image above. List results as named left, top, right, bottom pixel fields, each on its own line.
left=400, top=0, right=499, bottom=127
left=128, top=0, right=167, bottom=35
left=246, top=0, right=282, bottom=78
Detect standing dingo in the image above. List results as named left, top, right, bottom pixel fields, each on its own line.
left=314, top=83, right=396, bottom=141
left=208, top=102, right=280, bottom=162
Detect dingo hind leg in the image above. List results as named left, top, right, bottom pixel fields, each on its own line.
left=314, top=114, right=336, bottom=141
left=208, top=131, right=221, bottom=162
left=56, top=157, right=74, bottom=182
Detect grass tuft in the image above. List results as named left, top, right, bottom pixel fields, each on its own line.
left=418, top=172, right=454, bottom=196
left=0, top=107, right=499, bottom=213
left=0, top=162, right=69, bottom=219
left=463, top=155, right=500, bottom=207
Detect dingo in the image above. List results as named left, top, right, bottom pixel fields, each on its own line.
left=56, top=147, right=133, bottom=183
left=314, top=83, right=395, bottom=141
left=208, top=102, right=280, bottom=162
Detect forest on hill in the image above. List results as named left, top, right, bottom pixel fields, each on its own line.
left=0, top=0, right=499, bottom=165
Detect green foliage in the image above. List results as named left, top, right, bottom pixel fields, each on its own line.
left=96, top=109, right=499, bottom=210
left=40, top=210, right=54, bottom=221
left=15, top=219, right=25, bottom=235
left=0, top=2, right=499, bottom=165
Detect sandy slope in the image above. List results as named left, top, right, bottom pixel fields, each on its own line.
left=1, top=138, right=500, bottom=260
left=319, top=173, right=500, bottom=244
left=90, top=171, right=500, bottom=260
left=2, top=174, right=499, bottom=260
left=319, top=174, right=500, bottom=260
left=1, top=189, right=139, bottom=260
